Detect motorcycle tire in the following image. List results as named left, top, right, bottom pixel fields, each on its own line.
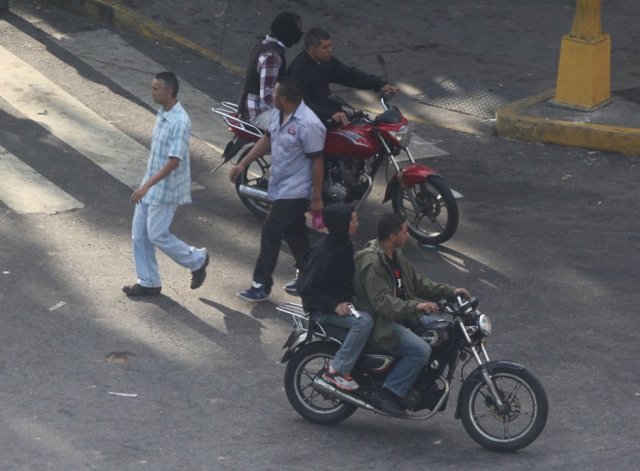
left=391, top=175, right=458, bottom=245
left=234, top=145, right=271, bottom=219
left=458, top=365, right=548, bottom=452
left=284, top=342, right=358, bottom=425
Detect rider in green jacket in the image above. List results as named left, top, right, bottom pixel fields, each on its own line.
left=353, top=212, right=469, bottom=414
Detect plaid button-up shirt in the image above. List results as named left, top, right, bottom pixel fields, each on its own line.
left=245, top=36, right=285, bottom=120
left=141, top=101, right=192, bottom=205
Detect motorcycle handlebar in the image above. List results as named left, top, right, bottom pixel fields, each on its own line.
left=440, top=296, right=479, bottom=317
left=326, top=110, right=368, bottom=127
left=379, top=90, right=395, bottom=110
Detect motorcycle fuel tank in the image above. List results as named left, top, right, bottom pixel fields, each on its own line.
left=324, top=123, right=379, bottom=160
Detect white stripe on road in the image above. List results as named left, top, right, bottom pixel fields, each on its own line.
left=0, top=146, right=84, bottom=214
left=0, top=46, right=148, bottom=190
left=394, top=134, right=449, bottom=163
left=56, top=28, right=227, bottom=153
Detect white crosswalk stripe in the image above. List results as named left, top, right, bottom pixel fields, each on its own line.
left=56, top=28, right=227, bottom=153
left=0, top=45, right=150, bottom=192
left=0, top=26, right=452, bottom=214
left=0, top=145, right=83, bottom=214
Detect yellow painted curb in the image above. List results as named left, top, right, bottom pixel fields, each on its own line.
left=44, top=0, right=244, bottom=76
left=496, top=89, right=640, bottom=155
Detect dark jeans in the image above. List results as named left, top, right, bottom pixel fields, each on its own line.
left=253, top=198, right=310, bottom=290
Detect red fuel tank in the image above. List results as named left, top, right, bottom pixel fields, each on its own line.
left=323, top=123, right=380, bottom=160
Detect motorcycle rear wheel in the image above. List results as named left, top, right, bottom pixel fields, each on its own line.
left=458, top=365, right=548, bottom=452
left=284, top=342, right=358, bottom=424
left=234, top=145, right=271, bottom=219
left=391, top=175, right=458, bottom=245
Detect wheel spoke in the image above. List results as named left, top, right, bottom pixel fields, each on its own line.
left=499, top=381, right=520, bottom=403
left=502, top=418, right=512, bottom=440
left=300, top=370, right=317, bottom=383
left=300, top=382, right=313, bottom=394
left=304, top=390, right=321, bottom=404
left=473, top=410, right=495, bottom=419
left=411, top=212, right=424, bottom=227
left=402, top=188, right=445, bottom=234
left=463, top=371, right=544, bottom=446
left=426, top=213, right=444, bottom=230
left=290, top=352, right=355, bottom=415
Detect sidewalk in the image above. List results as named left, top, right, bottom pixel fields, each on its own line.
left=36, top=0, right=640, bottom=155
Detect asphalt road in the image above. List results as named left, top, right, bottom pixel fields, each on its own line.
left=1, top=2, right=639, bottom=470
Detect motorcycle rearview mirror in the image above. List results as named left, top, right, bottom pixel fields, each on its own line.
left=376, top=54, right=394, bottom=109
left=376, top=54, right=389, bottom=82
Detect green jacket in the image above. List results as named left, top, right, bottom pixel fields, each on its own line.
left=353, top=239, right=456, bottom=350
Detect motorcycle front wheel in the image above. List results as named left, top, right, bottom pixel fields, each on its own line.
left=458, top=365, right=548, bottom=452
left=234, top=145, right=271, bottom=219
left=284, top=342, right=358, bottom=425
left=391, top=175, right=458, bottom=245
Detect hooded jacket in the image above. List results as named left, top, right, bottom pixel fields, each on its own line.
left=237, top=12, right=303, bottom=118
left=353, top=239, right=456, bottom=350
left=298, top=204, right=355, bottom=314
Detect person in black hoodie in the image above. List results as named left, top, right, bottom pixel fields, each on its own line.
left=237, top=12, right=304, bottom=129
left=297, top=203, right=373, bottom=391
left=288, top=27, right=398, bottom=125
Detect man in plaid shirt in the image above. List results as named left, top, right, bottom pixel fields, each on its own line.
left=238, top=12, right=304, bottom=130
left=122, top=72, right=209, bottom=296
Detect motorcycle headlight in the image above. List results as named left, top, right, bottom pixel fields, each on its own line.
left=388, top=125, right=411, bottom=147
left=477, top=314, right=492, bottom=337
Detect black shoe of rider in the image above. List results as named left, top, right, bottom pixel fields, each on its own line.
left=373, top=388, right=406, bottom=417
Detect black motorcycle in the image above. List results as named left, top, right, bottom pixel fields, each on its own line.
left=278, top=296, right=548, bottom=452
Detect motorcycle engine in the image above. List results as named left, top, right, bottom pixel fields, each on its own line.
left=323, top=158, right=367, bottom=204
left=325, top=181, right=350, bottom=204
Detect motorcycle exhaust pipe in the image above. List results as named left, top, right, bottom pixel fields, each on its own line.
left=312, top=377, right=376, bottom=411
left=237, top=184, right=270, bottom=203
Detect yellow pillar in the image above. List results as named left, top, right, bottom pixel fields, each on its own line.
left=555, top=0, right=611, bottom=108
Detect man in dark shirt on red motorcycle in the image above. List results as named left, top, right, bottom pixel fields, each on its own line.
left=288, top=27, right=398, bottom=125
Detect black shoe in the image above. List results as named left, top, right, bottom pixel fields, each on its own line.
left=122, top=283, right=161, bottom=296
left=283, top=278, right=299, bottom=296
left=372, top=388, right=407, bottom=417
left=190, top=251, right=209, bottom=289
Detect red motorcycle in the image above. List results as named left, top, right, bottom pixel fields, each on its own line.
left=213, top=94, right=458, bottom=245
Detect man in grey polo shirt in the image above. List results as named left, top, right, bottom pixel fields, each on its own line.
left=230, top=76, right=325, bottom=301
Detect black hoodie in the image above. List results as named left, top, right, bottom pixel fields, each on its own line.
left=298, top=203, right=355, bottom=314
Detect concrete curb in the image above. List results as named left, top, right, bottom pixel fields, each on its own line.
left=43, top=0, right=244, bottom=75
left=496, top=90, right=640, bottom=155
left=38, top=0, right=640, bottom=153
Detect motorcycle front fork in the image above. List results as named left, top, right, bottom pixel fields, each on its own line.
left=457, top=320, right=505, bottom=409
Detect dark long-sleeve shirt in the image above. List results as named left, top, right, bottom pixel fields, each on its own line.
left=288, top=51, right=386, bottom=123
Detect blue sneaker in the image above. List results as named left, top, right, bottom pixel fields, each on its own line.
left=237, top=282, right=270, bottom=302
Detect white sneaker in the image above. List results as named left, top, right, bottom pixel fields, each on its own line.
left=322, top=366, right=359, bottom=391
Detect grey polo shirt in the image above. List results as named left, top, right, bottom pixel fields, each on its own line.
left=266, top=100, right=326, bottom=201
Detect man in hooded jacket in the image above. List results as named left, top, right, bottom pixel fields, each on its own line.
left=238, top=12, right=304, bottom=129
left=297, top=203, right=373, bottom=392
